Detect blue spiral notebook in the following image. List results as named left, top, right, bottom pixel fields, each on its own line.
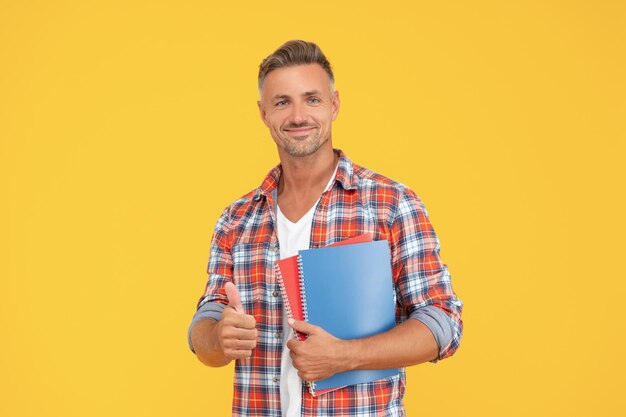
left=297, top=239, right=399, bottom=395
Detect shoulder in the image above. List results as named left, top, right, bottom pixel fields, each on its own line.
left=214, top=187, right=264, bottom=232
left=345, top=161, right=431, bottom=232
left=208, top=188, right=263, bottom=249
left=353, top=163, right=406, bottom=189
left=351, top=162, right=423, bottom=209
left=222, top=189, right=258, bottom=219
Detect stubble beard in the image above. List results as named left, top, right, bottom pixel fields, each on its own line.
left=282, top=129, right=327, bottom=158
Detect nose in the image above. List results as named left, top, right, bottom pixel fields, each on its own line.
left=289, top=101, right=307, bottom=124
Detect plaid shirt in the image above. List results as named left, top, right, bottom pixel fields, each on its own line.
left=195, top=149, right=463, bottom=416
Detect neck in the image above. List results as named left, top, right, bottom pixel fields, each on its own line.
left=277, top=143, right=338, bottom=197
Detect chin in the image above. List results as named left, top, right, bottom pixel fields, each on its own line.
left=285, top=143, right=321, bottom=158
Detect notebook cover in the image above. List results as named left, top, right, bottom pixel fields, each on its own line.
left=298, top=239, right=399, bottom=393
left=274, top=233, right=372, bottom=341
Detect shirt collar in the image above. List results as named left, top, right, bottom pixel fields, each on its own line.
left=253, top=148, right=357, bottom=202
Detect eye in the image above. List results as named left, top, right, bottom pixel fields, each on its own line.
left=307, top=97, right=321, bottom=104
left=275, top=100, right=288, bottom=107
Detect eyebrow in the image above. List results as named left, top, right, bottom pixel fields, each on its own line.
left=271, top=90, right=322, bottom=101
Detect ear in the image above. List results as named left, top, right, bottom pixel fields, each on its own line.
left=257, top=100, right=269, bottom=127
left=331, top=90, right=340, bottom=121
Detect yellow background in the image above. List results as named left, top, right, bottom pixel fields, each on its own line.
left=2, top=1, right=625, bottom=416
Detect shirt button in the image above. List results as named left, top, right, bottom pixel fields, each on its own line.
left=272, top=376, right=278, bottom=383
left=272, top=291, right=279, bottom=297
left=274, top=332, right=280, bottom=338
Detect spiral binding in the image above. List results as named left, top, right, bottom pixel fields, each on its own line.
left=274, top=263, right=294, bottom=320
left=275, top=261, right=306, bottom=342
left=297, top=254, right=319, bottom=396
left=297, top=255, right=309, bottom=323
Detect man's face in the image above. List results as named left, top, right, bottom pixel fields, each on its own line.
left=258, top=64, right=340, bottom=158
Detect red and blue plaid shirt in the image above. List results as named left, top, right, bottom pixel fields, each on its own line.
left=195, top=149, right=463, bottom=416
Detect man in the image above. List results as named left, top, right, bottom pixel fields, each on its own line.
left=189, top=40, right=463, bottom=416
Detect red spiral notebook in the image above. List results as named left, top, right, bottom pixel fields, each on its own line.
left=274, top=233, right=372, bottom=396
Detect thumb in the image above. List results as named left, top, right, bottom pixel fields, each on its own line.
left=225, top=282, right=244, bottom=313
left=288, top=318, right=319, bottom=335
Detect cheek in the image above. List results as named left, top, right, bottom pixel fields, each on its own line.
left=267, top=115, right=286, bottom=130
left=267, top=123, right=285, bottom=142
left=313, top=108, right=333, bottom=123
left=270, top=124, right=284, bottom=136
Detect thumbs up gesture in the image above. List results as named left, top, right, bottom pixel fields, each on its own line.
left=216, top=282, right=258, bottom=360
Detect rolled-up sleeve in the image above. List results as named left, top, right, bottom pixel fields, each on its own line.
left=187, top=207, right=234, bottom=353
left=389, top=189, right=463, bottom=361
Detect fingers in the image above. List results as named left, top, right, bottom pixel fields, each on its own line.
left=225, top=282, right=244, bottom=313
left=222, top=335, right=257, bottom=352
left=289, top=350, right=320, bottom=382
left=219, top=323, right=258, bottom=360
left=287, top=318, right=319, bottom=335
left=221, top=324, right=258, bottom=341
left=224, top=348, right=255, bottom=360
left=286, top=338, right=298, bottom=352
left=218, top=286, right=257, bottom=360
left=286, top=323, right=342, bottom=382
left=222, top=308, right=256, bottom=329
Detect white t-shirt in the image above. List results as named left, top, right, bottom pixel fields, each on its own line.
left=277, top=164, right=338, bottom=417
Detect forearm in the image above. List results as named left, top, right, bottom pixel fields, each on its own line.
left=341, top=318, right=438, bottom=371
left=190, top=319, right=231, bottom=367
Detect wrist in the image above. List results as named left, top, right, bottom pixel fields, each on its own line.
left=338, top=338, right=362, bottom=372
left=193, top=319, right=230, bottom=367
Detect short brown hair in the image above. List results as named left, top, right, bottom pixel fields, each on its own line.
left=258, top=40, right=335, bottom=93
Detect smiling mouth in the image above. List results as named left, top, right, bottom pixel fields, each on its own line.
left=285, top=126, right=315, bottom=132
left=284, top=126, right=317, bottom=137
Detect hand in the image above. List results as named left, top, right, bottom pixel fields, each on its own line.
left=286, top=318, right=348, bottom=382
left=216, top=282, right=258, bottom=360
